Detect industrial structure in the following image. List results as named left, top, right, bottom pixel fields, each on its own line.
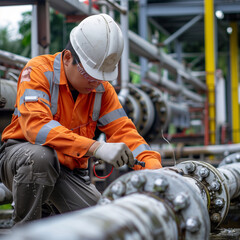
left=0, top=0, right=240, bottom=239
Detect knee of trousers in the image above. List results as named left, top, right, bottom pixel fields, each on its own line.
left=18, top=144, right=60, bottom=186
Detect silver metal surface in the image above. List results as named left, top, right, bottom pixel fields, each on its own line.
left=0, top=79, right=17, bottom=109
left=146, top=70, right=204, bottom=103
left=102, top=168, right=210, bottom=240
left=0, top=193, right=179, bottom=240
left=176, top=160, right=240, bottom=229
left=5, top=161, right=240, bottom=239
left=159, top=143, right=240, bottom=158
left=218, top=163, right=240, bottom=199
left=128, top=84, right=155, bottom=137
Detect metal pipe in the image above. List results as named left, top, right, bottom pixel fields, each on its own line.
left=218, top=163, right=240, bottom=199
left=1, top=168, right=210, bottom=240
left=176, top=160, right=240, bottom=228
left=0, top=50, right=29, bottom=66
left=158, top=143, right=240, bottom=158
left=0, top=79, right=17, bottom=109
left=5, top=161, right=240, bottom=239
left=0, top=194, right=179, bottom=240
left=118, top=0, right=129, bottom=106
left=146, top=70, right=204, bottom=103
left=216, top=70, right=226, bottom=126
left=31, top=4, right=39, bottom=58
left=128, top=30, right=206, bottom=90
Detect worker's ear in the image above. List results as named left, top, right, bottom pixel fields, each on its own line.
left=63, top=50, right=73, bottom=66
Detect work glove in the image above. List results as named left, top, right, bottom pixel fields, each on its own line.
left=93, top=142, right=135, bottom=169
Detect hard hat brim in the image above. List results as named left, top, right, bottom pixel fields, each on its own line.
left=80, top=57, right=119, bottom=82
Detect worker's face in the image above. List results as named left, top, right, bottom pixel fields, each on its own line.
left=63, top=50, right=102, bottom=94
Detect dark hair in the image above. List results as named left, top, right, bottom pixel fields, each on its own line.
left=63, top=41, right=80, bottom=65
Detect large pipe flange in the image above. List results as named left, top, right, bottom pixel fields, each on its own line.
left=176, top=161, right=230, bottom=229
left=100, top=169, right=210, bottom=239
left=128, top=83, right=155, bottom=137
left=124, top=94, right=141, bottom=127
left=137, top=84, right=163, bottom=142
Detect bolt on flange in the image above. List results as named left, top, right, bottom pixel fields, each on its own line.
left=185, top=217, right=201, bottom=233
left=130, top=174, right=146, bottom=188
left=185, top=162, right=196, bottom=173
left=153, top=177, right=169, bottom=192
left=173, top=192, right=190, bottom=211
left=111, top=181, right=126, bottom=198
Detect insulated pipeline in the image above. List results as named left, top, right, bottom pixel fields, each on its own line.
left=0, top=167, right=210, bottom=240
left=218, top=163, right=240, bottom=199
left=0, top=194, right=178, bottom=240
left=3, top=161, right=240, bottom=240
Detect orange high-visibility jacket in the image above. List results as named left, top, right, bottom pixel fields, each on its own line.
left=2, top=52, right=162, bottom=170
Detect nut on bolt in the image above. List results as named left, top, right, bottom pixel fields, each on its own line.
left=236, top=154, right=240, bottom=161
left=225, top=157, right=233, bottom=164
left=130, top=174, right=146, bottom=188
left=111, top=181, right=126, bottom=197
left=210, top=213, right=221, bottom=223
left=153, top=178, right=169, bottom=192
left=186, top=217, right=201, bottom=233
left=199, top=167, right=210, bottom=178
left=185, top=162, right=196, bottom=173
left=173, top=192, right=189, bottom=211
left=210, top=181, right=221, bottom=191
left=214, top=198, right=224, bottom=209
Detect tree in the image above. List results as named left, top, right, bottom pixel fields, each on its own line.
left=0, top=26, right=23, bottom=55
left=0, top=9, right=77, bottom=58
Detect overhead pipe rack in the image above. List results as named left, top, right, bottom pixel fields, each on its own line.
left=128, top=30, right=206, bottom=91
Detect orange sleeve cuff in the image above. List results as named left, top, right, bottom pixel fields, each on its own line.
left=133, top=150, right=162, bottom=170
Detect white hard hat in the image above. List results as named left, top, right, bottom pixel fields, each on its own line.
left=70, top=14, right=124, bottom=81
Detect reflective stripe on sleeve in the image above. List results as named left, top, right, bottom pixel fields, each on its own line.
left=97, top=108, right=127, bottom=127
left=132, top=144, right=151, bottom=158
left=20, top=89, right=50, bottom=106
left=39, top=100, right=51, bottom=109
left=35, top=120, right=61, bottom=145
left=13, top=107, right=21, bottom=117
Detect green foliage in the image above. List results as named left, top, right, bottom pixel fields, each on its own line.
left=49, top=9, right=76, bottom=53
left=0, top=27, right=22, bottom=55
left=0, top=9, right=77, bottom=57
left=18, top=11, right=31, bottom=57
left=0, top=204, right=12, bottom=210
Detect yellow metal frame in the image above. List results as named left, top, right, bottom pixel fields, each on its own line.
left=204, top=0, right=216, bottom=144
left=230, top=22, right=240, bottom=143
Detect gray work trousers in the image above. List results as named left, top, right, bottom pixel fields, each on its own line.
left=0, top=139, right=101, bottom=226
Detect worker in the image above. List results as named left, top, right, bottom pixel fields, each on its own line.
left=0, top=13, right=162, bottom=226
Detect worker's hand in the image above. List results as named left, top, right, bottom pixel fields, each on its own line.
left=93, top=142, right=134, bottom=168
